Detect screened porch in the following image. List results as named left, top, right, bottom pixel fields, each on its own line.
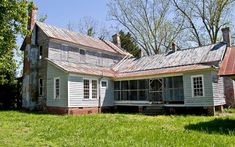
left=114, top=76, right=184, bottom=104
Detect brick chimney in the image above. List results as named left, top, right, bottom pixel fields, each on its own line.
left=112, top=33, right=121, bottom=48
left=172, top=42, right=176, bottom=52
left=222, top=27, right=231, bottom=47
left=27, top=4, right=38, bottom=31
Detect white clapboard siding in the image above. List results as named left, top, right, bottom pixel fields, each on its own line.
left=47, top=63, right=68, bottom=107
left=183, top=71, right=214, bottom=106
left=68, top=75, right=114, bottom=107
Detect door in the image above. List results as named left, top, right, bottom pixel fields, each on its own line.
left=149, top=78, right=163, bottom=103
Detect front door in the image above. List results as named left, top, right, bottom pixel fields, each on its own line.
left=149, top=78, right=163, bottom=103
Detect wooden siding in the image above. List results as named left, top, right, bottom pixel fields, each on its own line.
left=183, top=71, right=214, bottom=106
left=211, top=72, right=226, bottom=106
left=48, top=40, right=122, bottom=67
left=47, top=63, right=68, bottom=107
left=68, top=75, right=114, bottom=107
left=37, top=27, right=49, bottom=100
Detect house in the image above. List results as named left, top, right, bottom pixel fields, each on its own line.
left=21, top=6, right=235, bottom=115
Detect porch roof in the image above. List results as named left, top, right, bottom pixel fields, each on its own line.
left=47, top=59, right=212, bottom=79
left=114, top=64, right=213, bottom=78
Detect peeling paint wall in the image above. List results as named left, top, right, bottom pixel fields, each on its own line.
left=22, top=26, right=49, bottom=110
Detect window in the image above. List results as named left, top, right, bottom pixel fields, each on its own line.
left=101, top=81, right=108, bottom=88
left=39, top=79, right=43, bottom=96
left=191, top=75, right=204, bottom=97
left=83, top=79, right=98, bottom=99
left=54, top=77, right=60, bottom=99
left=92, top=80, right=97, bottom=99
left=80, top=49, right=86, bottom=55
left=39, top=46, right=43, bottom=59
left=83, top=79, right=90, bottom=99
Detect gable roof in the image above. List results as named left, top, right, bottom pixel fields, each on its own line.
left=218, top=47, right=235, bottom=76
left=35, top=22, right=131, bottom=56
left=47, top=42, right=226, bottom=79
left=113, top=43, right=226, bottom=74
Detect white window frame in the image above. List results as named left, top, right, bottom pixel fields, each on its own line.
left=101, top=80, right=108, bottom=88
left=54, top=77, right=60, bottom=99
left=191, top=75, right=205, bottom=97
left=83, top=79, right=90, bottom=99
left=83, top=78, right=98, bottom=99
left=39, top=78, right=43, bottom=96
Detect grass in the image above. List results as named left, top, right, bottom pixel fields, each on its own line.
left=0, top=111, right=235, bottom=147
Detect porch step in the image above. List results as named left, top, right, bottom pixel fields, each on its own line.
left=143, top=106, right=165, bottom=115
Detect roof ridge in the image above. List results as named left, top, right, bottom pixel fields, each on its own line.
left=36, top=21, right=108, bottom=43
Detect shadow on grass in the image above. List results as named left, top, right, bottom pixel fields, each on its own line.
left=185, top=118, right=235, bottom=135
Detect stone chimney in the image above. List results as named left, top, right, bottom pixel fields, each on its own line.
left=27, top=3, right=38, bottom=31
left=172, top=42, right=176, bottom=52
left=222, top=27, right=231, bottom=47
left=112, top=33, right=121, bottom=48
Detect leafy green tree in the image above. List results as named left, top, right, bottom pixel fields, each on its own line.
left=119, top=30, right=140, bottom=57
left=0, top=0, right=30, bottom=109
left=0, top=0, right=30, bottom=57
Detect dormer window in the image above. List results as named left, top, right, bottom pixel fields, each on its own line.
left=39, top=46, right=43, bottom=59
left=80, top=49, right=86, bottom=55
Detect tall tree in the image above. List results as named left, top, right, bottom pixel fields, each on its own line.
left=172, top=0, right=235, bottom=46
left=67, top=17, right=111, bottom=40
left=0, top=0, right=29, bottom=57
left=108, top=0, right=183, bottom=55
left=119, top=31, right=140, bottom=57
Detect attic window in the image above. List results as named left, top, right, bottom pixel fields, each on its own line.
left=80, top=49, right=86, bottom=55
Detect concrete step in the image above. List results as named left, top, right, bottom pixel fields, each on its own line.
left=143, top=106, right=165, bottom=115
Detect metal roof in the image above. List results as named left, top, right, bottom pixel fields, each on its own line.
left=115, top=64, right=212, bottom=78
left=47, top=59, right=115, bottom=77
left=48, top=59, right=212, bottom=79
left=113, top=43, right=226, bottom=73
left=218, top=47, right=235, bottom=76
left=36, top=22, right=131, bottom=56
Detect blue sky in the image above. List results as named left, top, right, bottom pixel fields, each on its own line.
left=33, top=0, right=112, bottom=29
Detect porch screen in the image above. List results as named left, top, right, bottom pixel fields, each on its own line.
left=114, top=80, right=149, bottom=101
left=163, top=76, right=184, bottom=102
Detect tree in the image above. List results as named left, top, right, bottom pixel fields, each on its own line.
left=172, top=0, right=235, bottom=46
left=0, top=0, right=29, bottom=57
left=108, top=0, right=183, bottom=55
left=66, top=16, right=111, bottom=39
left=119, top=31, right=140, bottom=57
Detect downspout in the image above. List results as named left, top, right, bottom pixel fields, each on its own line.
left=98, top=73, right=104, bottom=113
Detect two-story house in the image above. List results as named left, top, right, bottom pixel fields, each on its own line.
left=21, top=6, right=235, bottom=115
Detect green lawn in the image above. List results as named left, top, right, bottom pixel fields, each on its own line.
left=0, top=111, right=235, bottom=146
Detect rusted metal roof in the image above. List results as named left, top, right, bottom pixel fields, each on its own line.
left=47, top=59, right=115, bottom=77
left=113, top=43, right=226, bottom=73
left=48, top=59, right=212, bottom=79
left=219, top=47, right=235, bottom=76
left=115, top=64, right=212, bottom=78
left=36, top=22, right=131, bottom=56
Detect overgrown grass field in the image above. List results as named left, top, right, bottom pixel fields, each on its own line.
left=0, top=111, right=235, bottom=146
